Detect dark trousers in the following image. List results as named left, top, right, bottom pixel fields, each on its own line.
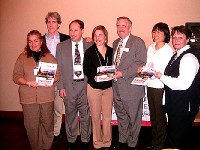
left=147, top=87, right=167, bottom=150
left=166, top=104, right=199, bottom=149
left=64, top=81, right=91, bottom=143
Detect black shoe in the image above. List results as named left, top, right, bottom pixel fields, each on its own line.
left=127, top=146, right=135, bottom=150
left=145, top=145, right=153, bottom=149
left=113, top=142, right=126, bottom=150
left=82, top=142, right=90, bottom=150
left=102, top=147, right=110, bottom=150
left=67, top=142, right=76, bottom=150
left=53, top=134, right=62, bottom=142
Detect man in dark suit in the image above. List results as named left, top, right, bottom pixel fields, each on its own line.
left=112, top=16, right=147, bottom=150
left=43, top=12, right=70, bottom=142
left=56, top=19, right=92, bottom=150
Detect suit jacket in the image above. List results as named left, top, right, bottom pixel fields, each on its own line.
left=112, top=34, right=147, bottom=100
left=56, top=38, right=93, bottom=97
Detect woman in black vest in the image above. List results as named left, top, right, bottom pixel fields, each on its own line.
left=154, top=25, right=200, bottom=149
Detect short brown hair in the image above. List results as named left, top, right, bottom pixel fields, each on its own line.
left=45, top=12, right=62, bottom=24
left=117, top=16, right=132, bottom=26
left=92, top=25, right=108, bottom=44
left=69, top=19, right=84, bottom=30
left=171, top=25, right=192, bottom=39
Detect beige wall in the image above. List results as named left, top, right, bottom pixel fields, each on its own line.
left=0, top=0, right=200, bottom=111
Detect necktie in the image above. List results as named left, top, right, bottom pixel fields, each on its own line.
left=114, top=40, right=123, bottom=66
left=169, top=52, right=177, bottom=66
left=74, top=44, right=82, bottom=77
left=74, top=44, right=81, bottom=65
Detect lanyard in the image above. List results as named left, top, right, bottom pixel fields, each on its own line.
left=95, top=48, right=108, bottom=66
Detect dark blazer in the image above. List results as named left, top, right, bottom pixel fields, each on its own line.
left=43, top=32, right=70, bottom=44
left=56, top=39, right=93, bottom=97
left=112, top=34, right=147, bottom=100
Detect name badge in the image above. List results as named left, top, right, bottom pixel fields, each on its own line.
left=123, top=48, right=129, bottom=52
left=34, top=67, right=39, bottom=75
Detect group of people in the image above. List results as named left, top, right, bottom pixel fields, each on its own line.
left=13, top=11, right=200, bottom=150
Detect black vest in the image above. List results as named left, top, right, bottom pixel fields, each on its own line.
left=164, top=48, right=200, bottom=114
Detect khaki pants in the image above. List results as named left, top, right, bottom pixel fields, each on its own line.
left=54, top=86, right=65, bottom=136
left=87, top=84, right=113, bottom=149
left=22, top=102, right=54, bottom=150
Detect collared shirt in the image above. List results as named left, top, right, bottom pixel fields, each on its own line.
left=113, top=34, right=130, bottom=65
left=147, top=43, right=173, bottom=88
left=72, top=38, right=84, bottom=79
left=45, top=32, right=60, bottom=57
left=160, top=45, right=199, bottom=90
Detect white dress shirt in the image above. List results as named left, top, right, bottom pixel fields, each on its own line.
left=113, top=34, right=130, bottom=65
left=160, top=45, right=199, bottom=90
left=45, top=33, right=60, bottom=57
left=147, top=43, right=173, bottom=88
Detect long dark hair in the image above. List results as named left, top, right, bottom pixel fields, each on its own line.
left=25, top=30, right=50, bottom=57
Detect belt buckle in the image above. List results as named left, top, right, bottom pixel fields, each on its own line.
left=73, top=79, right=84, bottom=82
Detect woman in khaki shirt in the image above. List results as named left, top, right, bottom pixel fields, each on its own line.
left=13, top=30, right=59, bottom=150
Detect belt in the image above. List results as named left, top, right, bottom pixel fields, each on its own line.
left=73, top=79, right=84, bottom=82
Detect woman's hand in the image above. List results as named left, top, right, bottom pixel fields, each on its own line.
left=44, top=84, right=52, bottom=88
left=154, top=72, right=163, bottom=79
left=26, top=81, right=39, bottom=87
left=94, top=76, right=97, bottom=82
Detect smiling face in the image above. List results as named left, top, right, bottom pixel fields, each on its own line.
left=69, top=22, right=84, bottom=43
left=116, top=18, right=132, bottom=39
left=28, top=34, right=42, bottom=52
left=172, top=31, right=189, bottom=51
left=46, top=17, right=60, bottom=35
left=93, top=29, right=106, bottom=46
left=152, top=29, right=165, bottom=43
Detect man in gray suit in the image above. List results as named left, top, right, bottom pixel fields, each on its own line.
left=112, top=16, right=147, bottom=150
left=56, top=19, right=92, bottom=150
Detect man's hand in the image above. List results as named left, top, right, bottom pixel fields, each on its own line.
left=85, top=37, right=93, bottom=42
left=113, top=70, right=123, bottom=79
left=137, top=66, right=143, bottom=73
left=59, top=89, right=66, bottom=99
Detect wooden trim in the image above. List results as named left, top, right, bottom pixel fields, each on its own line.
left=0, top=111, right=23, bottom=119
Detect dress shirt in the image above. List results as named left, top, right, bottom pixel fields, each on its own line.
left=113, top=34, right=130, bottom=65
left=147, top=43, right=173, bottom=88
left=45, top=32, right=60, bottom=57
left=72, top=38, right=84, bottom=79
left=160, top=45, right=199, bottom=90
